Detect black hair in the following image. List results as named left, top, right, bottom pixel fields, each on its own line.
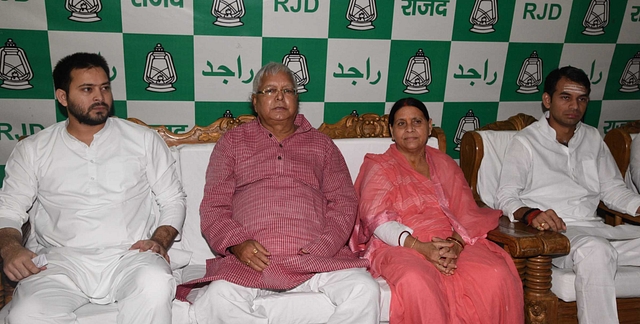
left=53, top=52, right=110, bottom=93
left=388, top=97, right=430, bottom=127
left=543, top=66, right=591, bottom=97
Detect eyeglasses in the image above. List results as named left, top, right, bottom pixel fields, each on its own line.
left=256, top=87, right=298, bottom=97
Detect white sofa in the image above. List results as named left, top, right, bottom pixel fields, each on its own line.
left=0, top=136, right=440, bottom=324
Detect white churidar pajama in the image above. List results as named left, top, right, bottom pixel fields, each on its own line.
left=0, top=118, right=186, bottom=324
left=193, top=268, right=380, bottom=324
left=496, top=113, right=640, bottom=324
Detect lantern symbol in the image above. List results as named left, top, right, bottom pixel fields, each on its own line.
left=143, top=43, right=177, bottom=93
left=454, top=110, right=480, bottom=151
left=346, top=0, right=377, bottom=30
left=403, top=49, right=431, bottom=94
left=0, top=39, right=34, bottom=90
left=516, top=51, right=543, bottom=94
left=469, top=0, right=498, bottom=34
left=65, top=0, right=102, bottom=23
left=582, top=0, right=609, bottom=36
left=211, top=0, right=245, bottom=27
left=619, top=51, right=640, bottom=93
left=282, top=46, right=310, bottom=94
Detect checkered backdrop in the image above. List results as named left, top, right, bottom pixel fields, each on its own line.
left=1, top=0, right=639, bottom=184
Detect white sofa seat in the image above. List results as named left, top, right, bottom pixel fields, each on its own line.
left=2, top=136, right=438, bottom=323
left=475, top=130, right=640, bottom=303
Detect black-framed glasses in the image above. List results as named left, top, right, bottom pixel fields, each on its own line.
left=256, top=87, right=298, bottom=97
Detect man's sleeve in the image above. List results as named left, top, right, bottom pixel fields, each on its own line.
left=598, top=141, right=640, bottom=216
left=199, top=133, right=251, bottom=256
left=301, top=141, right=358, bottom=257
left=146, top=131, right=186, bottom=235
left=496, top=138, right=532, bottom=221
left=629, top=136, right=640, bottom=194
left=0, top=141, right=36, bottom=231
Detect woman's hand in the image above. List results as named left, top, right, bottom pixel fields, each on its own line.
left=408, top=237, right=457, bottom=275
left=432, top=237, right=463, bottom=275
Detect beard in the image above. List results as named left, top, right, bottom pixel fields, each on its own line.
left=67, top=100, right=112, bottom=126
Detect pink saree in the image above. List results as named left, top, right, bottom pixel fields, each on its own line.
left=349, top=144, right=523, bottom=324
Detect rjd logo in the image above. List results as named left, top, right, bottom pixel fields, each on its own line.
left=211, top=0, right=245, bottom=27
left=132, top=0, right=183, bottom=8
left=0, top=39, right=34, bottom=90
left=65, top=0, right=102, bottom=22
left=0, top=123, right=43, bottom=141
left=346, top=0, right=377, bottom=30
left=143, top=43, right=177, bottom=93
left=282, top=46, right=310, bottom=94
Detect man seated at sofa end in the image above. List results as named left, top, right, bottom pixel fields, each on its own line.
left=176, top=62, right=380, bottom=324
left=496, top=66, right=640, bottom=324
left=0, top=52, right=186, bottom=324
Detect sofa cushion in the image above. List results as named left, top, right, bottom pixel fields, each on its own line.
left=477, top=131, right=518, bottom=209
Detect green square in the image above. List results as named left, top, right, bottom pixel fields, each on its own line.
left=194, top=0, right=262, bottom=36
left=0, top=29, right=53, bottom=99
left=583, top=100, right=601, bottom=129
left=195, top=101, right=254, bottom=126
left=386, top=40, right=450, bottom=102
left=603, top=45, right=640, bottom=100
left=441, top=101, right=498, bottom=159
left=451, top=0, right=515, bottom=42
left=55, top=100, right=127, bottom=122
left=499, top=43, right=563, bottom=102
left=262, top=38, right=328, bottom=102
left=123, top=34, right=194, bottom=101
left=328, top=1, right=393, bottom=39
left=45, top=1, right=122, bottom=33
left=323, top=102, right=385, bottom=125
left=564, top=0, right=627, bottom=44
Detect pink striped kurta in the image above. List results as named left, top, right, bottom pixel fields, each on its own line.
left=176, top=115, right=368, bottom=300
left=350, top=145, right=523, bottom=324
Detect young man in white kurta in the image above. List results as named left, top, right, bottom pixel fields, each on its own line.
left=0, top=53, right=186, bottom=324
left=496, top=66, right=640, bottom=324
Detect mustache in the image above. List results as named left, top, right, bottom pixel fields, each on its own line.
left=89, top=102, right=110, bottom=110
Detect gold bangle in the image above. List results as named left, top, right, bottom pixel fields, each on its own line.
left=409, top=236, right=418, bottom=249
left=446, top=236, right=465, bottom=250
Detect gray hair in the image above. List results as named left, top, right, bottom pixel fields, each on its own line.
left=252, top=62, right=297, bottom=94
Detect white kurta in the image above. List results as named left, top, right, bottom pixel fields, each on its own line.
left=629, top=133, right=640, bottom=193
left=496, top=113, right=640, bottom=226
left=0, top=118, right=186, bottom=323
left=496, top=113, right=640, bottom=324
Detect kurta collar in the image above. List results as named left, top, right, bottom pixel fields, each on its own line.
left=538, top=111, right=583, bottom=146
left=256, top=114, right=313, bottom=139
left=63, top=117, right=114, bottom=148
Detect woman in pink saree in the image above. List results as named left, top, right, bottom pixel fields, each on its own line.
left=349, top=98, right=523, bottom=323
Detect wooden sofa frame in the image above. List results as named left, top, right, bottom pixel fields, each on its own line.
left=0, top=111, right=445, bottom=310
left=459, top=113, right=640, bottom=324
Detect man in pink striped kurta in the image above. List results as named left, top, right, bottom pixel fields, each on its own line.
left=177, top=62, right=380, bottom=324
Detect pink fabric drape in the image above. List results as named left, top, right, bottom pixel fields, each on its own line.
left=349, top=144, right=523, bottom=324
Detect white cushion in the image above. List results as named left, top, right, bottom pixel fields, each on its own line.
left=552, top=266, right=640, bottom=302
left=476, top=131, right=518, bottom=209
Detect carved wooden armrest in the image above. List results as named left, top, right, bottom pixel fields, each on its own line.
left=598, top=202, right=640, bottom=226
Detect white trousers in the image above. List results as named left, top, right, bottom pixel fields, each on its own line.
left=193, top=268, right=380, bottom=324
left=5, top=250, right=175, bottom=324
left=552, top=226, right=640, bottom=324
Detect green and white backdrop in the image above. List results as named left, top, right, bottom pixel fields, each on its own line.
left=0, top=0, right=639, bottom=184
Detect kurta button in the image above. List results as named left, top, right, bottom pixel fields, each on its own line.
left=279, top=144, right=283, bottom=148
left=278, top=156, right=282, bottom=160
left=90, top=177, right=95, bottom=180
left=269, top=134, right=273, bottom=137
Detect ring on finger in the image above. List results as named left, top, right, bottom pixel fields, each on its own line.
left=539, top=222, right=546, bottom=228
left=246, top=260, right=251, bottom=265
left=252, top=248, right=258, bottom=254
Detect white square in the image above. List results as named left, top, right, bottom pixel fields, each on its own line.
left=497, top=101, right=545, bottom=122
left=617, top=0, right=640, bottom=44
left=194, top=35, right=262, bottom=102
left=444, top=41, right=508, bottom=102
left=559, top=43, right=615, bottom=101
left=48, top=31, right=127, bottom=100
left=509, top=0, right=573, bottom=43
left=599, top=100, right=640, bottom=137
left=391, top=0, right=456, bottom=41
left=299, top=102, right=324, bottom=129
left=0, top=1, right=47, bottom=31
left=0, top=99, right=57, bottom=165
left=121, top=0, right=193, bottom=35
left=126, top=100, right=195, bottom=134
left=262, top=0, right=329, bottom=38
left=325, top=38, right=390, bottom=102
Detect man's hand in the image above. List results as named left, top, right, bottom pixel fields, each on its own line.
left=2, top=245, right=42, bottom=281
left=532, top=209, right=566, bottom=232
left=230, top=240, right=271, bottom=272
left=130, top=239, right=169, bottom=262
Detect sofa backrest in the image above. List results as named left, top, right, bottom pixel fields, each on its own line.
left=475, top=131, right=518, bottom=209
